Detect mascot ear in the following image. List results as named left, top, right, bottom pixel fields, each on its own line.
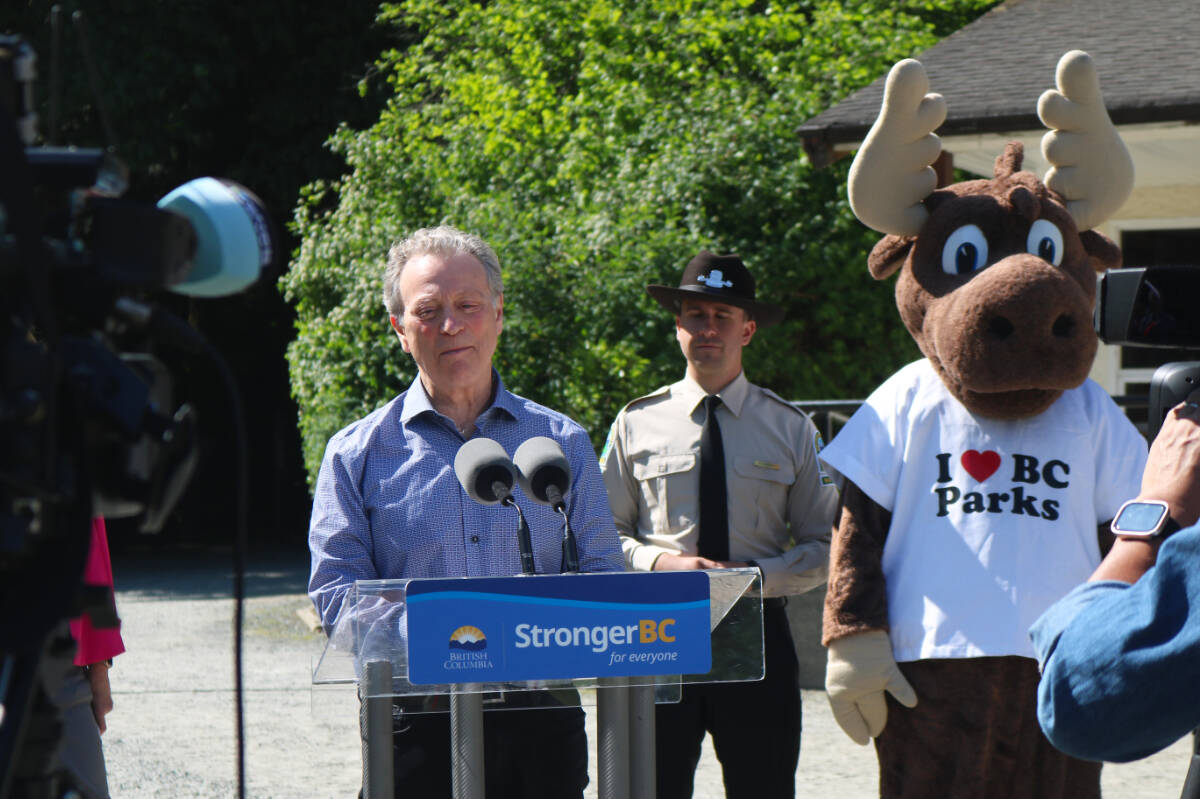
left=868, top=235, right=914, bottom=280
left=1081, top=230, right=1122, bottom=273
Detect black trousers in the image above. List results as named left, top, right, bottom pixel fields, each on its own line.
left=388, top=698, right=587, bottom=798
left=655, top=603, right=802, bottom=799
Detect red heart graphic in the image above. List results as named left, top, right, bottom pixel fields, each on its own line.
left=961, top=450, right=1001, bottom=482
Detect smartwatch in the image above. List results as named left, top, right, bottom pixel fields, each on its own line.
left=1110, top=499, right=1181, bottom=540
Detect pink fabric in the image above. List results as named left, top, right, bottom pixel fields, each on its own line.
left=70, top=518, right=126, bottom=666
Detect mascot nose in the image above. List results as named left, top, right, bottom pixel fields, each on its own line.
left=974, top=256, right=1090, bottom=346
left=988, top=316, right=1015, bottom=340
left=1052, top=314, right=1076, bottom=338
left=988, top=312, right=1075, bottom=341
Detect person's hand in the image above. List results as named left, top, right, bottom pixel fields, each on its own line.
left=825, top=630, right=917, bottom=745
left=1140, top=388, right=1200, bottom=528
left=652, top=553, right=726, bottom=570
left=86, top=661, right=114, bottom=734
left=1089, top=391, right=1200, bottom=584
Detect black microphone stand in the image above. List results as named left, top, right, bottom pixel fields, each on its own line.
left=495, top=481, right=536, bottom=575
left=546, top=486, right=580, bottom=573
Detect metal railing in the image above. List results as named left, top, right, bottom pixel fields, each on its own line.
left=794, top=395, right=1152, bottom=444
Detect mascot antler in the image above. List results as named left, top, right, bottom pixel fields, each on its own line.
left=1038, top=50, right=1135, bottom=232
left=846, top=59, right=946, bottom=237
left=848, top=51, right=1133, bottom=238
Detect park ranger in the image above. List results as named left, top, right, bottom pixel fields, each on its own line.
left=600, top=251, right=838, bottom=799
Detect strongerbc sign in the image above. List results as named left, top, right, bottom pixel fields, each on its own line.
left=405, top=572, right=711, bottom=685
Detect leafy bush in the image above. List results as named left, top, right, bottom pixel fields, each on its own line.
left=283, top=0, right=999, bottom=485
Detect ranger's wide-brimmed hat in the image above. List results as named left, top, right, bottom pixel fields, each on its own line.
left=646, top=251, right=785, bottom=327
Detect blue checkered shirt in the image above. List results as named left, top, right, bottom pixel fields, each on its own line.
left=308, top=372, right=625, bottom=632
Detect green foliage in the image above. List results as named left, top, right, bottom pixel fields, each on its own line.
left=283, top=0, right=1001, bottom=485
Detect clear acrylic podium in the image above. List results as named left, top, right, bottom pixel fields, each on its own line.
left=312, top=567, right=766, bottom=799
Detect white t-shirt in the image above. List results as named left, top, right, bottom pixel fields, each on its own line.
left=820, top=360, right=1147, bottom=661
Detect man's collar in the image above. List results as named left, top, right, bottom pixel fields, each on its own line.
left=399, top=369, right=518, bottom=425
left=678, top=371, right=749, bottom=416
left=399, top=373, right=436, bottom=423
left=489, top=373, right=522, bottom=419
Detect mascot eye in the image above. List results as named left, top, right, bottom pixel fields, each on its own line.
left=941, top=224, right=989, bottom=275
left=1026, top=219, right=1065, bottom=266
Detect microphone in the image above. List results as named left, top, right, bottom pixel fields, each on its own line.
left=514, top=437, right=580, bottom=573
left=454, top=437, right=516, bottom=505
left=514, top=436, right=570, bottom=508
left=453, top=438, right=536, bottom=574
left=157, top=177, right=276, bottom=297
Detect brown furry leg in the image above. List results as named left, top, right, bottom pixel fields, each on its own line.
left=873, top=657, right=1101, bottom=799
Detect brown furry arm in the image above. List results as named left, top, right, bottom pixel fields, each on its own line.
left=822, top=480, right=892, bottom=645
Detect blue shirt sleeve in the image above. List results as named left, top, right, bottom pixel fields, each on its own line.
left=308, top=435, right=380, bottom=635
left=560, top=424, right=625, bottom=574
left=1030, top=525, right=1200, bottom=762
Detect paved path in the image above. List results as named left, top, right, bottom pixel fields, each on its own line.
left=100, top=548, right=1191, bottom=797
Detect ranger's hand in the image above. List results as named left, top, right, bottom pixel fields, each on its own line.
left=652, top=553, right=726, bottom=571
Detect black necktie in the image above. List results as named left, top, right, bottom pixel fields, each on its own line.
left=698, top=395, right=728, bottom=562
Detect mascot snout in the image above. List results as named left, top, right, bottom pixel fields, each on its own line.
left=925, top=255, right=1099, bottom=417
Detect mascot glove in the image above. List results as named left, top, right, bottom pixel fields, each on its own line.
left=825, top=630, right=918, bottom=746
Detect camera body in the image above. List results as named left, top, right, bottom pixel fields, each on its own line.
left=1, top=31, right=272, bottom=648
left=1, top=30, right=275, bottom=794
left=1096, top=264, right=1200, bottom=437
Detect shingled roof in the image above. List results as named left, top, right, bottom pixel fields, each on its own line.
left=799, top=0, right=1200, bottom=168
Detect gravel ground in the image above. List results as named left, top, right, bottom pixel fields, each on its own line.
left=99, top=547, right=1192, bottom=798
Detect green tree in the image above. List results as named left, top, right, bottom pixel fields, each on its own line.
left=283, top=0, right=1000, bottom=485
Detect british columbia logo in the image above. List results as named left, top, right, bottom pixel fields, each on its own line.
left=445, top=625, right=495, bottom=671
left=449, top=625, right=487, bottom=651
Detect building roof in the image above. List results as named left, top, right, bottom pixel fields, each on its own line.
left=799, top=0, right=1200, bottom=172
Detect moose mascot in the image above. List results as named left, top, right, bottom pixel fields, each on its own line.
left=818, top=51, right=1148, bottom=798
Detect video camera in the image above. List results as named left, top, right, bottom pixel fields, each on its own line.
left=1096, top=264, right=1200, bottom=437
left=1, top=28, right=273, bottom=796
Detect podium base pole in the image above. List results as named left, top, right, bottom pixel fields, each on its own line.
left=629, top=683, right=656, bottom=799
left=597, top=678, right=630, bottom=799
left=451, top=687, right=484, bottom=799
left=361, top=660, right=394, bottom=799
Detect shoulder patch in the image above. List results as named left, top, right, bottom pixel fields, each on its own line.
left=812, top=429, right=836, bottom=487
left=599, top=417, right=618, bottom=464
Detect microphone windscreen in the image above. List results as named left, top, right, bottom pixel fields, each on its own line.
left=513, top=436, right=571, bottom=506
left=454, top=438, right=516, bottom=505
left=160, top=177, right=276, bottom=297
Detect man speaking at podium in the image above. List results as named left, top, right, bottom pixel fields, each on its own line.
left=307, top=225, right=623, bottom=797
left=601, top=252, right=837, bottom=799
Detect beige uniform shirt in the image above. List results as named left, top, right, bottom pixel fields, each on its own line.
left=600, top=372, right=837, bottom=597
